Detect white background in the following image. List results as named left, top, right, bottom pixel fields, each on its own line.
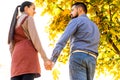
left=0, top=0, right=70, bottom=80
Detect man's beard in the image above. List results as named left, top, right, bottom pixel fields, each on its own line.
left=71, top=13, right=78, bottom=19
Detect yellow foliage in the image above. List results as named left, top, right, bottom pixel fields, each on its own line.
left=94, top=17, right=100, bottom=25
left=110, top=29, right=116, bottom=35
left=117, top=45, right=120, bottom=49
left=62, top=9, right=70, bottom=16
left=52, top=67, right=60, bottom=80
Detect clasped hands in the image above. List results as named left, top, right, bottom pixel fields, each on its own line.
left=44, top=59, right=54, bottom=70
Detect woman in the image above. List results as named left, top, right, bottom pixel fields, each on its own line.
left=8, top=1, right=52, bottom=80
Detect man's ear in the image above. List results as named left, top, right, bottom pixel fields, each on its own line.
left=78, top=7, right=82, bottom=13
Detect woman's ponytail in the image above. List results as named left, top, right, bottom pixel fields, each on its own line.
left=8, top=1, right=32, bottom=44
left=8, top=5, right=21, bottom=44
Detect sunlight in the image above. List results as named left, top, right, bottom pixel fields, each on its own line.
left=95, top=72, right=115, bottom=80
left=96, top=74, right=115, bottom=80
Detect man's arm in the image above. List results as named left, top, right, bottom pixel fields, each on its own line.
left=51, top=18, right=79, bottom=63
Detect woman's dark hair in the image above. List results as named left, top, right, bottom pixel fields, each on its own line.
left=8, top=1, right=33, bottom=44
left=20, top=1, right=33, bottom=12
left=72, top=2, right=87, bottom=14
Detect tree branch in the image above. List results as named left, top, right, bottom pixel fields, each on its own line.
left=57, top=5, right=64, bottom=11
left=108, top=4, right=120, bottom=55
left=109, top=38, right=120, bottom=55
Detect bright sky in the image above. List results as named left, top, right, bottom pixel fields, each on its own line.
left=0, top=0, right=70, bottom=80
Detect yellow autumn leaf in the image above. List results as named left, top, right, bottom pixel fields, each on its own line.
left=110, top=29, right=116, bottom=35
left=52, top=68, right=60, bottom=80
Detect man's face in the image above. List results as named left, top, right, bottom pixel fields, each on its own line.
left=70, top=5, right=78, bottom=19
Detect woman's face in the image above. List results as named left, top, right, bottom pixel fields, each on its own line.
left=25, top=4, right=36, bottom=16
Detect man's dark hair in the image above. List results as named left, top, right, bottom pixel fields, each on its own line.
left=72, top=2, right=87, bottom=14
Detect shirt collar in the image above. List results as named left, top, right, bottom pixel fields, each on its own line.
left=79, top=14, right=87, bottom=17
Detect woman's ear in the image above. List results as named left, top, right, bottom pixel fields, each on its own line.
left=24, top=6, right=28, bottom=12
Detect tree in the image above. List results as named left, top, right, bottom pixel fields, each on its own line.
left=35, top=0, right=120, bottom=80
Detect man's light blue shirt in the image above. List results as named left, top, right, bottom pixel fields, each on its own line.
left=51, top=14, right=100, bottom=62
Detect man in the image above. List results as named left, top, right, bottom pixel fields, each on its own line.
left=50, top=2, right=100, bottom=80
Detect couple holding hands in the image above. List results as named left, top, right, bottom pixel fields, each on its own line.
left=8, top=1, right=100, bottom=80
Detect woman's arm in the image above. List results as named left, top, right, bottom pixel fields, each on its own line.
left=27, top=16, right=48, bottom=62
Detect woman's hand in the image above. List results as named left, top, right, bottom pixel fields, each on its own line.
left=44, top=59, right=54, bottom=70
